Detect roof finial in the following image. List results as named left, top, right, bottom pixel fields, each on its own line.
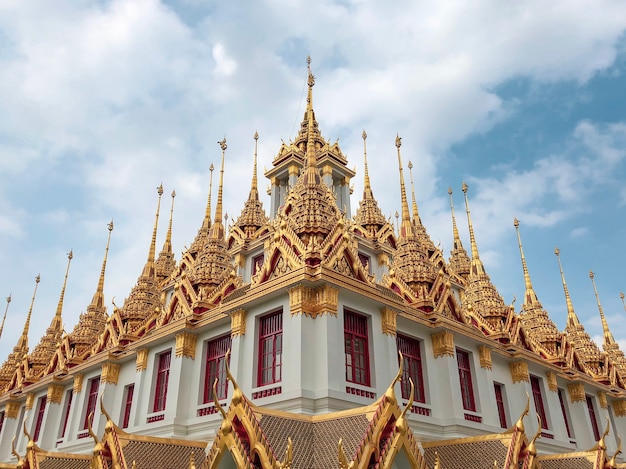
left=202, top=164, right=215, bottom=230
left=621, top=291, right=626, bottom=313
left=142, top=184, right=163, bottom=278
left=164, top=190, right=175, bottom=253
left=0, top=294, right=11, bottom=340
left=462, top=182, right=481, bottom=262
left=17, top=274, right=40, bottom=352
left=251, top=131, right=259, bottom=196
left=304, top=71, right=319, bottom=185
left=306, top=55, right=314, bottom=111
left=554, top=247, right=580, bottom=328
left=210, top=139, right=227, bottom=240
left=362, top=130, right=372, bottom=194
left=590, top=271, right=615, bottom=347
left=407, top=160, right=421, bottom=225
left=448, top=188, right=462, bottom=246
left=395, top=134, right=413, bottom=238
left=90, top=221, right=114, bottom=310
left=52, top=250, right=73, bottom=331
left=514, top=218, right=540, bottom=307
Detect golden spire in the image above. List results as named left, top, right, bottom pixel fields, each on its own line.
left=407, top=161, right=421, bottom=225
left=354, top=130, right=386, bottom=234
left=303, top=58, right=319, bottom=186
left=514, top=218, right=540, bottom=307
left=252, top=131, right=259, bottom=196
left=396, top=135, right=413, bottom=239
left=155, top=190, right=176, bottom=282
left=462, top=182, right=481, bottom=264
left=89, top=221, right=114, bottom=310
left=203, top=164, right=215, bottom=231
left=141, top=184, right=163, bottom=278
left=554, top=247, right=580, bottom=328
left=16, top=275, right=40, bottom=353
left=0, top=294, right=10, bottom=340
left=51, top=251, right=73, bottom=331
left=590, top=271, right=616, bottom=347
left=362, top=130, right=371, bottom=195
left=210, top=139, right=227, bottom=240
left=407, top=160, right=435, bottom=251
left=447, top=188, right=470, bottom=278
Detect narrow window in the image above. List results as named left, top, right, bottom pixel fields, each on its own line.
left=530, top=375, right=549, bottom=430
left=494, top=383, right=507, bottom=428
left=344, top=310, right=370, bottom=386
left=0, top=411, right=4, bottom=434
left=122, top=384, right=135, bottom=429
left=558, top=388, right=573, bottom=438
left=204, top=335, right=232, bottom=402
left=396, top=334, right=425, bottom=402
left=456, top=349, right=476, bottom=411
left=33, top=396, right=47, bottom=442
left=258, top=310, right=283, bottom=386
left=83, top=377, right=100, bottom=430
left=586, top=395, right=600, bottom=441
left=153, top=350, right=172, bottom=412
left=59, top=390, right=73, bottom=438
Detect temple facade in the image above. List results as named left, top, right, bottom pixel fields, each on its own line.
left=0, top=59, right=625, bottom=468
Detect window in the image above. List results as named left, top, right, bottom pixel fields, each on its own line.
left=0, top=411, right=4, bottom=435
left=456, top=349, right=476, bottom=412
left=396, top=335, right=425, bottom=402
left=344, top=310, right=370, bottom=386
left=558, top=388, right=573, bottom=439
left=586, top=395, right=600, bottom=441
left=494, top=383, right=507, bottom=428
left=122, top=384, right=135, bottom=429
left=83, top=377, right=100, bottom=430
left=33, top=396, right=47, bottom=442
left=59, top=390, right=73, bottom=438
left=258, top=310, right=283, bottom=386
left=358, top=253, right=371, bottom=274
left=153, top=351, right=172, bottom=412
left=252, top=254, right=265, bottom=276
left=204, top=335, right=232, bottom=402
left=530, top=375, right=549, bottom=430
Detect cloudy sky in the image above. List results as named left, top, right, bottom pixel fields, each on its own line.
left=1, top=0, right=626, bottom=361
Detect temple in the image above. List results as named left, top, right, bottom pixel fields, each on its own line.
left=0, top=58, right=625, bottom=468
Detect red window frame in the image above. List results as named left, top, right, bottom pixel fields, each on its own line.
left=0, top=411, right=4, bottom=434
left=204, top=335, right=232, bottom=403
left=456, top=349, right=476, bottom=412
left=83, top=377, right=100, bottom=430
left=122, top=384, right=135, bottom=429
left=494, top=383, right=507, bottom=428
left=344, top=310, right=370, bottom=386
left=153, top=350, right=171, bottom=413
left=586, top=395, right=600, bottom=441
left=32, top=396, right=47, bottom=442
left=530, top=375, right=549, bottom=430
left=60, top=390, right=73, bottom=438
left=558, top=388, right=572, bottom=438
left=258, top=310, right=283, bottom=386
left=396, top=334, right=425, bottom=402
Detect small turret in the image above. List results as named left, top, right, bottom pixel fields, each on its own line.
left=155, top=190, right=177, bottom=283
left=447, top=188, right=470, bottom=280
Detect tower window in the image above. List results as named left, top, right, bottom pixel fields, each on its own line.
left=344, top=310, right=370, bottom=386
left=396, top=334, right=425, bottom=402
left=456, top=349, right=476, bottom=412
left=83, top=377, right=100, bottom=430
left=494, top=383, right=507, bottom=428
left=33, top=396, right=47, bottom=442
left=122, top=384, right=135, bottom=429
left=530, top=375, right=549, bottom=430
left=204, top=335, right=232, bottom=402
left=258, top=310, right=283, bottom=386
left=59, top=390, right=72, bottom=439
left=558, top=388, right=573, bottom=438
left=153, top=350, right=171, bottom=413
left=586, top=395, right=600, bottom=441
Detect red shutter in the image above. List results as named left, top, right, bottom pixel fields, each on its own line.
left=558, top=388, right=572, bottom=438
left=344, top=310, right=370, bottom=386
left=258, top=310, right=283, bottom=386
left=396, top=334, right=425, bottom=402
left=83, top=377, right=100, bottom=430
left=60, top=390, right=73, bottom=438
left=153, top=351, right=171, bottom=412
left=204, top=335, right=232, bottom=402
left=530, top=376, right=549, bottom=430
left=33, top=396, right=47, bottom=442
left=494, top=383, right=507, bottom=428
left=456, top=349, right=476, bottom=411
left=122, top=384, right=135, bottom=429
left=586, top=395, right=600, bottom=441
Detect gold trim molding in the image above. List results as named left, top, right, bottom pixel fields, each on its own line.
left=597, top=391, right=608, bottom=409
left=5, top=401, right=21, bottom=419
left=567, top=382, right=585, bottom=403
left=175, top=332, right=197, bottom=359
left=73, top=374, right=84, bottom=393
left=546, top=371, right=558, bottom=392
left=431, top=331, right=454, bottom=358
left=47, top=384, right=64, bottom=404
left=613, top=399, right=626, bottom=417
left=136, top=348, right=149, bottom=372
left=289, top=284, right=338, bottom=318
left=101, top=362, right=121, bottom=385
left=231, top=308, right=247, bottom=337
left=25, top=393, right=35, bottom=410
left=380, top=308, right=397, bottom=336
left=509, top=361, right=529, bottom=383
left=477, top=345, right=492, bottom=370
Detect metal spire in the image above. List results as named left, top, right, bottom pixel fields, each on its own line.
left=0, top=295, right=10, bottom=340
left=514, top=218, right=540, bottom=307
left=210, top=139, right=227, bottom=240
left=142, top=184, right=163, bottom=278
left=589, top=271, right=615, bottom=346
left=395, top=135, right=413, bottom=238
left=90, top=221, right=114, bottom=310
left=554, top=247, right=581, bottom=328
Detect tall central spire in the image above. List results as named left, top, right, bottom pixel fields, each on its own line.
left=142, top=184, right=163, bottom=278
left=304, top=57, right=319, bottom=186
left=554, top=247, right=580, bottom=328
left=16, top=274, right=40, bottom=353
left=90, top=221, right=114, bottom=310
left=52, top=250, right=73, bottom=331
left=462, top=182, right=481, bottom=266
left=155, top=190, right=177, bottom=283
left=447, top=188, right=470, bottom=279
left=514, top=218, right=540, bottom=307
left=210, top=139, right=227, bottom=240
left=396, top=135, right=413, bottom=239
left=589, top=271, right=615, bottom=347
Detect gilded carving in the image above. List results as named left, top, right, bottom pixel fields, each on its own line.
left=545, top=371, right=558, bottom=392
left=567, top=382, right=585, bottom=403
left=176, top=332, right=197, bottom=359
left=431, top=331, right=454, bottom=358
left=47, top=384, right=64, bottom=404
left=597, top=391, right=608, bottom=409
left=289, top=284, right=338, bottom=318
left=25, top=393, right=35, bottom=410
left=377, top=253, right=389, bottom=267
left=509, top=361, right=529, bottom=383
left=477, top=345, right=492, bottom=370
left=5, top=401, right=21, bottom=419
left=101, top=362, right=121, bottom=385
left=73, top=373, right=84, bottom=393
left=380, top=308, right=397, bottom=336
left=136, top=348, right=149, bottom=372
left=231, top=309, right=247, bottom=337
left=613, top=399, right=626, bottom=417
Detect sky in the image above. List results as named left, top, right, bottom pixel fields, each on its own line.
left=1, top=0, right=626, bottom=362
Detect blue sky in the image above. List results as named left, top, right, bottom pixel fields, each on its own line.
left=1, top=0, right=626, bottom=360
